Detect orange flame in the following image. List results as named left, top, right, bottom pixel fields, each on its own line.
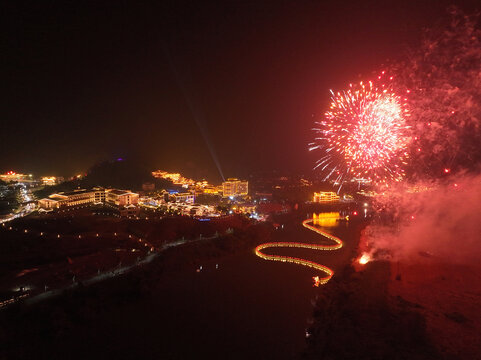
left=359, top=253, right=371, bottom=265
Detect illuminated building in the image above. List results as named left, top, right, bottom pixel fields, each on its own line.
left=38, top=188, right=137, bottom=210
left=52, top=190, right=94, bottom=206
left=0, top=171, right=33, bottom=183
left=152, top=170, right=216, bottom=193
left=200, top=185, right=222, bottom=195
left=39, top=189, right=100, bottom=209
left=93, top=188, right=106, bottom=203
left=232, top=204, right=256, bottom=214
left=38, top=198, right=61, bottom=210
left=105, top=189, right=139, bottom=207
left=103, top=190, right=139, bottom=217
left=119, top=204, right=140, bottom=217
left=313, top=191, right=340, bottom=203
left=222, top=178, right=248, bottom=197
left=152, top=170, right=195, bottom=186
left=172, top=192, right=195, bottom=204
left=41, top=176, right=64, bottom=186
left=41, top=177, right=57, bottom=186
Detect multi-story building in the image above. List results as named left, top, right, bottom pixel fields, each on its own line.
left=38, top=188, right=138, bottom=214
left=313, top=191, right=340, bottom=203
left=105, top=189, right=139, bottom=207
left=222, top=178, right=248, bottom=198
left=93, top=188, right=106, bottom=204
left=172, top=192, right=195, bottom=204
left=37, top=197, right=62, bottom=210
left=119, top=204, right=140, bottom=217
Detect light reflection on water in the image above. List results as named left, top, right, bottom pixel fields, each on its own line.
left=312, top=212, right=345, bottom=227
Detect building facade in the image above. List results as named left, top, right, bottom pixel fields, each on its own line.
left=172, top=192, right=195, bottom=204
left=313, top=191, right=340, bottom=203
left=105, top=189, right=139, bottom=207
left=222, top=178, right=248, bottom=197
left=38, top=188, right=139, bottom=215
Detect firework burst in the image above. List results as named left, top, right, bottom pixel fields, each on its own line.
left=310, top=73, right=410, bottom=186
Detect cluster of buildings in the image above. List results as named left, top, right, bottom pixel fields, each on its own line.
left=4, top=167, right=250, bottom=219
left=41, top=176, right=64, bottom=186
left=0, top=172, right=34, bottom=183
left=38, top=188, right=140, bottom=217
left=1, top=172, right=67, bottom=187
left=151, top=170, right=249, bottom=199
left=152, top=170, right=196, bottom=187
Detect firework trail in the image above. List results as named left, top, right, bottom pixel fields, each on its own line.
left=309, top=73, right=410, bottom=187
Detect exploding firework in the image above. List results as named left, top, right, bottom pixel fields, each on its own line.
left=310, top=73, right=410, bottom=186
left=358, top=253, right=371, bottom=265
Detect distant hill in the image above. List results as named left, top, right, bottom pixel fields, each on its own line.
left=82, top=159, right=154, bottom=190
left=34, top=159, right=179, bottom=199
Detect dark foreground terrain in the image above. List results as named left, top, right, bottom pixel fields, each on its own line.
left=303, top=261, right=441, bottom=360
left=2, top=213, right=474, bottom=360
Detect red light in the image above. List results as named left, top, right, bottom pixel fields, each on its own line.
left=411, top=215, right=415, bottom=220
left=353, top=211, right=358, bottom=215
left=454, top=183, right=458, bottom=188
left=444, top=168, right=450, bottom=173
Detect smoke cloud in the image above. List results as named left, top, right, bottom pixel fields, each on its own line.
left=361, top=173, right=481, bottom=264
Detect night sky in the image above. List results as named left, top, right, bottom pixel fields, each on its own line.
left=2, top=0, right=479, bottom=181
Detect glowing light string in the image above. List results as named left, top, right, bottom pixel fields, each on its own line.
left=254, top=219, right=343, bottom=285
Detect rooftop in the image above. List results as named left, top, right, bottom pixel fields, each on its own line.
left=107, top=189, right=133, bottom=196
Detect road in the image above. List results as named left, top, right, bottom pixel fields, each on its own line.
left=0, top=183, right=36, bottom=224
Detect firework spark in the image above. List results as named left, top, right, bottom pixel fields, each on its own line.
left=310, top=74, right=410, bottom=186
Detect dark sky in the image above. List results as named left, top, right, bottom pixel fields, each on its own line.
left=2, top=0, right=479, bottom=181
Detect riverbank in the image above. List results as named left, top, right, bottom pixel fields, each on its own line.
left=0, top=221, right=277, bottom=359
left=2, top=214, right=371, bottom=359
left=389, top=261, right=481, bottom=359
left=303, top=260, right=440, bottom=360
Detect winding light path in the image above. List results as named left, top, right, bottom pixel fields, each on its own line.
left=255, top=219, right=343, bottom=285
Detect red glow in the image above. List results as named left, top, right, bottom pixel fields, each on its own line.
left=358, top=253, right=371, bottom=265
left=310, top=73, right=410, bottom=185
left=353, top=211, right=358, bottom=215
left=444, top=168, right=450, bottom=173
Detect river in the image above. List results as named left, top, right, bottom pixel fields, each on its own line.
left=67, top=217, right=362, bottom=359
